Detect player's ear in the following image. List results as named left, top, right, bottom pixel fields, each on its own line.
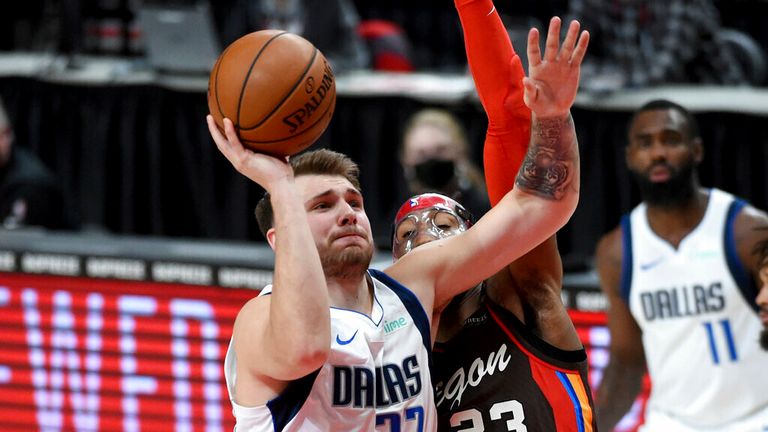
left=266, top=228, right=277, bottom=250
left=691, top=137, right=704, bottom=164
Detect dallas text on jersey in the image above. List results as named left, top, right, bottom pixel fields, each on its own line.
left=332, top=355, right=422, bottom=408
left=640, top=281, right=725, bottom=321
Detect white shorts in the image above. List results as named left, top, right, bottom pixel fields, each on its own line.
left=640, top=406, right=768, bottom=432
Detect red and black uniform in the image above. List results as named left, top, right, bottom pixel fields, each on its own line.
left=433, top=295, right=596, bottom=432
left=442, top=1, right=598, bottom=431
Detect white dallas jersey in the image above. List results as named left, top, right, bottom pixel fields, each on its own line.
left=621, top=188, right=768, bottom=428
left=224, top=269, right=436, bottom=431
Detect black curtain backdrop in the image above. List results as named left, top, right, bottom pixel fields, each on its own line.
left=2, top=76, right=767, bottom=269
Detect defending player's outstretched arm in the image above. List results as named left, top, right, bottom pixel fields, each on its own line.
left=455, top=0, right=531, bottom=205
left=388, top=17, right=588, bottom=312
left=457, top=1, right=579, bottom=350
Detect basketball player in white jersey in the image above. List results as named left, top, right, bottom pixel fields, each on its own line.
left=206, top=17, right=588, bottom=432
left=595, top=99, right=768, bottom=431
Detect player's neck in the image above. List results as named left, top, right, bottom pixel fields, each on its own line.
left=326, top=273, right=374, bottom=315
left=645, top=188, right=709, bottom=249
left=437, top=285, right=483, bottom=343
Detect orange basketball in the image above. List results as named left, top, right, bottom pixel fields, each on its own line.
left=207, top=30, right=336, bottom=157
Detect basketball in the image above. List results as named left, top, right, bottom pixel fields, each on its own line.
left=207, top=30, right=336, bottom=157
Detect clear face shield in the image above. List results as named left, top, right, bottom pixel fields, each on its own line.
left=391, top=193, right=474, bottom=260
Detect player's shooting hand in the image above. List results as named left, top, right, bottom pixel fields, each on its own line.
left=207, top=115, right=294, bottom=190
left=524, top=17, right=589, bottom=119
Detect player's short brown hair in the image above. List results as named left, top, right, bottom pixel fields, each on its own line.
left=255, top=149, right=361, bottom=238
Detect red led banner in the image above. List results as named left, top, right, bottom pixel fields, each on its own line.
left=0, top=272, right=647, bottom=432
left=0, top=273, right=256, bottom=432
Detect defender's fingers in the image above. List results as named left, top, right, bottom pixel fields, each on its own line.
left=570, top=30, right=590, bottom=66
left=527, top=27, right=542, bottom=67
left=522, top=77, right=538, bottom=105
left=543, top=17, right=562, bottom=63
left=559, top=20, right=581, bottom=62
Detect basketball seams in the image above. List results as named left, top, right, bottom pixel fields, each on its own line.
left=235, top=31, right=289, bottom=129
left=241, top=89, right=335, bottom=146
left=238, top=47, right=319, bottom=131
left=207, top=30, right=336, bottom=156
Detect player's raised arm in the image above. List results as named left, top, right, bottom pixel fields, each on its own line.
left=208, top=116, right=330, bottom=384
left=455, top=0, right=531, bottom=204
left=389, top=17, right=588, bottom=309
left=457, top=1, right=576, bottom=349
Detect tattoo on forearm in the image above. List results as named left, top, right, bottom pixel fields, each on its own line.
left=515, top=115, right=575, bottom=200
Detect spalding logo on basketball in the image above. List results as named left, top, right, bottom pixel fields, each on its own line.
left=207, top=30, right=337, bottom=157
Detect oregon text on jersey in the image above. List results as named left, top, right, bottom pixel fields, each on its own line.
left=434, top=343, right=511, bottom=410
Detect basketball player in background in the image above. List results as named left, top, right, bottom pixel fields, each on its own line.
left=206, top=16, right=588, bottom=432
left=756, top=235, right=768, bottom=351
left=595, top=99, right=768, bottom=431
left=391, top=2, right=596, bottom=430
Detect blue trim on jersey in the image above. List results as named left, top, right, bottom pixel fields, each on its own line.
left=556, top=371, right=585, bottom=432
left=723, top=199, right=759, bottom=313
left=619, top=214, right=633, bottom=304
left=367, top=269, right=432, bottom=358
left=330, top=294, right=384, bottom=326
left=266, top=369, right=321, bottom=432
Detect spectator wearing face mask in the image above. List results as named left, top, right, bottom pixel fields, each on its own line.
left=399, top=108, right=490, bottom=219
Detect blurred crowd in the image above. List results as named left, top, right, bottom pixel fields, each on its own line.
left=0, top=0, right=766, bottom=86
left=1, top=0, right=768, bottom=247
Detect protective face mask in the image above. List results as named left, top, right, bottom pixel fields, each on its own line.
left=392, top=207, right=468, bottom=259
left=413, top=158, right=456, bottom=189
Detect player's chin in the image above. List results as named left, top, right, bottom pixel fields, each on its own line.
left=334, top=235, right=369, bottom=247
left=331, top=237, right=371, bottom=254
left=322, top=247, right=373, bottom=277
left=341, top=244, right=372, bottom=260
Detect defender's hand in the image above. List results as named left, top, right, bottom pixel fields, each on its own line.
left=524, top=17, right=589, bottom=119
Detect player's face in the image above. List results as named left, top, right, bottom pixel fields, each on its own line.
left=758, top=266, right=768, bottom=350
left=392, top=206, right=467, bottom=259
left=296, top=174, right=374, bottom=277
left=626, top=109, right=699, bottom=182
left=626, top=109, right=701, bottom=204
